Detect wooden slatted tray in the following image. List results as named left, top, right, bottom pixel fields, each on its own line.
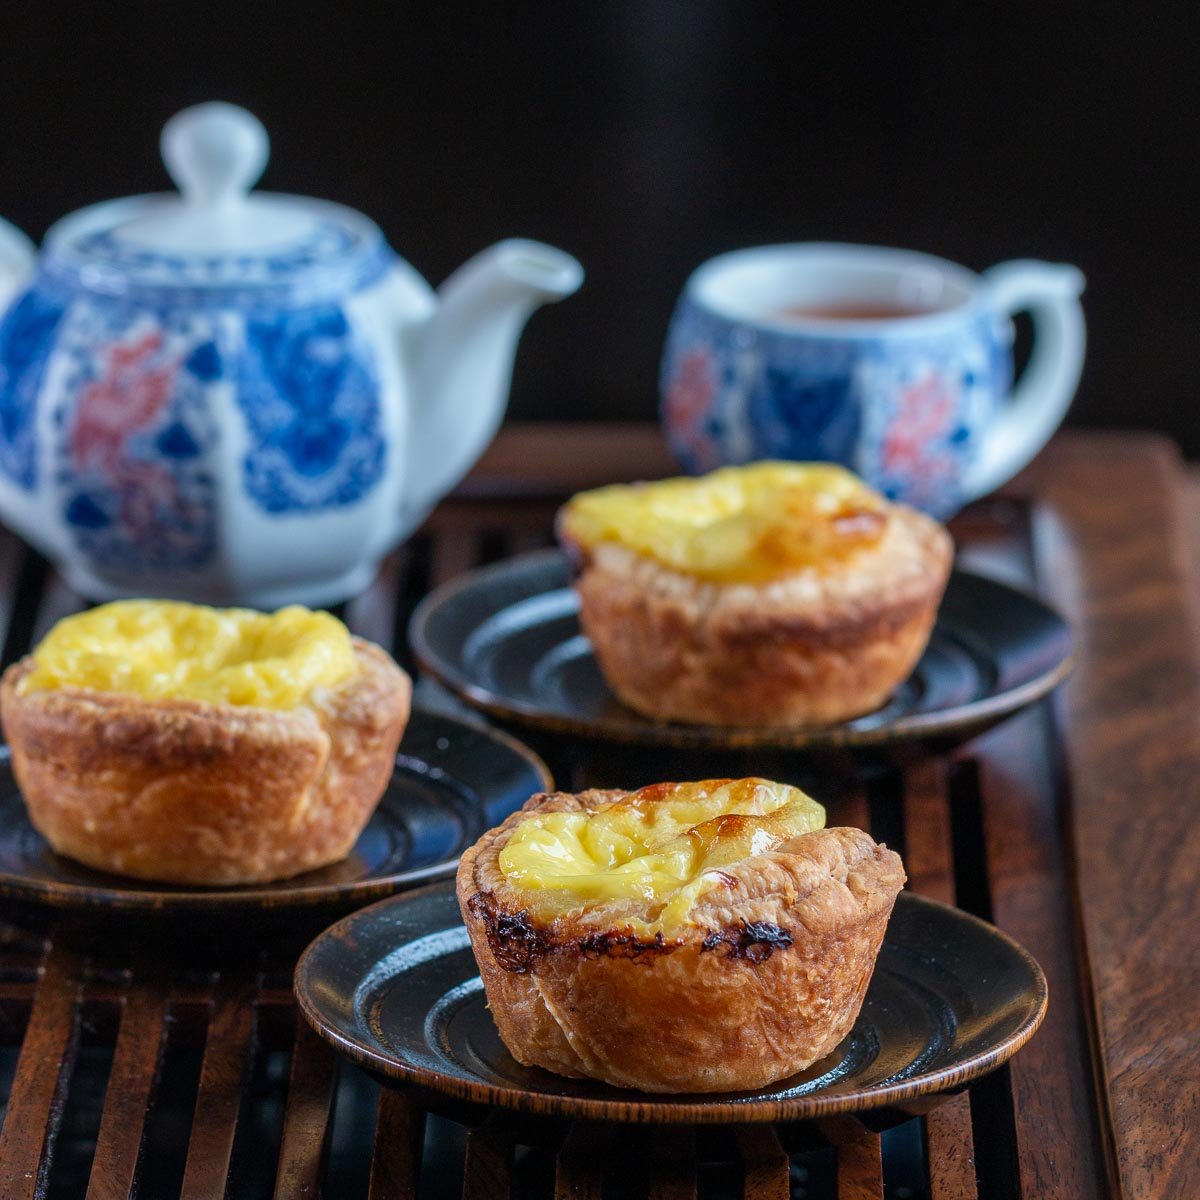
left=5, top=425, right=1191, bottom=1198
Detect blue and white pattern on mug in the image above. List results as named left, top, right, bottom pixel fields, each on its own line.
left=661, top=296, right=1011, bottom=516
left=661, top=301, right=872, bottom=474
left=855, top=326, right=1007, bottom=513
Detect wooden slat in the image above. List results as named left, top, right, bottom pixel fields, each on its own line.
left=28, top=570, right=87, bottom=645
left=272, top=1020, right=337, bottom=1200
left=833, top=1129, right=883, bottom=1200
left=926, top=1095, right=979, bottom=1200
left=508, top=528, right=555, bottom=557
left=179, top=975, right=257, bottom=1200
left=464, top=422, right=675, bottom=497
left=938, top=480, right=1108, bottom=1199
left=0, top=946, right=83, bottom=1200
left=1029, top=434, right=1200, bottom=1197
left=0, top=973, right=293, bottom=1010
left=344, top=549, right=405, bottom=651
left=85, top=976, right=168, bottom=1200
left=829, top=786, right=870, bottom=837
left=900, top=758, right=978, bottom=1200
left=461, top=1120, right=511, bottom=1200
left=554, top=1122, right=605, bottom=1199
left=423, top=499, right=556, bottom=536
left=972, top=712, right=1106, bottom=1200
left=367, top=1089, right=424, bottom=1200
left=0, top=544, right=46, bottom=670
left=429, top=527, right=480, bottom=587
left=0, top=530, right=24, bottom=651
left=390, top=537, right=431, bottom=676
left=1186, top=467, right=1200, bottom=596
left=901, top=757, right=955, bottom=906
left=648, top=1128, right=696, bottom=1200
left=736, top=1127, right=789, bottom=1200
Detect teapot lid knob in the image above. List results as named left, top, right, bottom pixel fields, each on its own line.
left=161, top=102, right=269, bottom=208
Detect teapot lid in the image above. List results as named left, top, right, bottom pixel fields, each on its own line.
left=42, top=103, right=393, bottom=304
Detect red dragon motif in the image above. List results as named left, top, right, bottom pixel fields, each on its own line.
left=69, top=330, right=198, bottom=545
left=71, top=332, right=176, bottom=473
left=882, top=371, right=956, bottom=477
left=664, top=348, right=720, bottom=470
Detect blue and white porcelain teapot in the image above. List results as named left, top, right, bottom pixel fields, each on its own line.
left=0, top=103, right=583, bottom=606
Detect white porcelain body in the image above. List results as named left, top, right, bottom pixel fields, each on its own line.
left=0, top=105, right=582, bottom=606
left=661, top=243, right=1085, bottom=515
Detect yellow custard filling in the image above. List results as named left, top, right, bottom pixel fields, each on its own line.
left=20, top=599, right=356, bottom=710
left=499, top=778, right=826, bottom=933
left=559, top=461, right=888, bottom=583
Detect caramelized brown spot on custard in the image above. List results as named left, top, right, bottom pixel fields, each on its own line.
left=558, top=461, right=889, bottom=583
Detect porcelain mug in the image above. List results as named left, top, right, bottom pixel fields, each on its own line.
left=660, top=243, right=1085, bottom=515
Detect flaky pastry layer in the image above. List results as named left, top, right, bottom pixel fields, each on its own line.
left=0, top=639, right=411, bottom=884
left=562, top=500, right=952, bottom=726
left=458, top=787, right=906, bottom=1093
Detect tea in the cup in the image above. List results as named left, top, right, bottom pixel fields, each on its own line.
left=771, top=302, right=942, bottom=322
left=661, top=242, right=1086, bottom=515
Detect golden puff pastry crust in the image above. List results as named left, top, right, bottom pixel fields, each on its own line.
left=457, top=787, right=906, bottom=1093
left=0, top=639, right=411, bottom=885
left=561, top=501, right=953, bottom=727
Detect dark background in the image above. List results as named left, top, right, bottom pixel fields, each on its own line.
left=0, top=3, right=1195, bottom=448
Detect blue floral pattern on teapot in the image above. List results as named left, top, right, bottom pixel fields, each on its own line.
left=0, top=287, right=387, bottom=577
left=0, top=289, right=67, bottom=490
left=0, top=102, right=582, bottom=606
left=238, top=305, right=384, bottom=513
left=52, top=303, right=219, bottom=572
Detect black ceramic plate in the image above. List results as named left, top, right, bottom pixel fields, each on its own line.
left=0, top=709, right=549, bottom=949
left=295, top=880, right=1047, bottom=1124
left=410, top=549, right=1073, bottom=751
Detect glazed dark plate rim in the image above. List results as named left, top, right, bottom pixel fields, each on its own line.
left=293, top=881, right=1049, bottom=1124
left=409, top=547, right=1074, bottom=750
left=0, top=707, right=551, bottom=912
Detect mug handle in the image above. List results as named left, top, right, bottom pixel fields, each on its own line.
left=961, top=260, right=1086, bottom=501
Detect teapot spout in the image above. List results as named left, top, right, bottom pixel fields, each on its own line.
left=404, top=239, right=582, bottom=520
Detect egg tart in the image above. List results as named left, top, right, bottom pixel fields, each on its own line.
left=557, top=462, right=953, bottom=727
left=0, top=600, right=411, bottom=885
left=457, top=777, right=906, bottom=1093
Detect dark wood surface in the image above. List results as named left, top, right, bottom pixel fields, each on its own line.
left=0, top=424, right=1195, bottom=1197
left=473, top=424, right=1200, bottom=1199
left=1030, top=437, right=1200, bottom=1198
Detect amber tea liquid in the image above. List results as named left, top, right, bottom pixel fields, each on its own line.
left=771, top=301, right=943, bottom=322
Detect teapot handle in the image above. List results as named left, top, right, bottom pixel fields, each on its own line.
left=0, top=217, right=36, bottom=310
left=961, top=260, right=1086, bottom=500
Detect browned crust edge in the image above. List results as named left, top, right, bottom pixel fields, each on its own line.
left=456, top=787, right=906, bottom=1093
left=0, top=638, right=411, bottom=884
left=559, top=504, right=953, bottom=727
